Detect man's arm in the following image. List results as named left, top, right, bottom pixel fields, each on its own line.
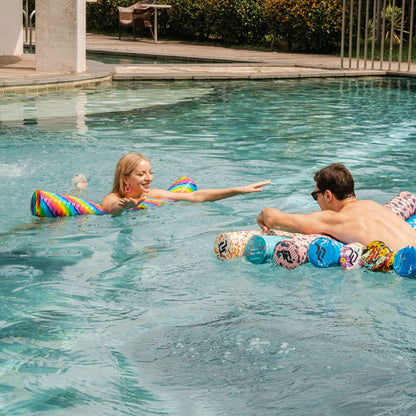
left=257, top=207, right=341, bottom=235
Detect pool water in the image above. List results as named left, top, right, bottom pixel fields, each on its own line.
left=86, top=51, right=234, bottom=64
left=1, top=78, right=416, bottom=415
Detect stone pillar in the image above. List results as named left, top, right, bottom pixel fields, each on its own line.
left=0, top=0, right=23, bottom=55
left=36, top=0, right=86, bottom=73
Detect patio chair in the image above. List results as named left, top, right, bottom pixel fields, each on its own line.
left=133, top=0, right=155, bottom=40
left=118, top=0, right=155, bottom=41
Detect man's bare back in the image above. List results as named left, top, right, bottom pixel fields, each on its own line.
left=319, top=200, right=416, bottom=251
left=256, top=164, right=416, bottom=253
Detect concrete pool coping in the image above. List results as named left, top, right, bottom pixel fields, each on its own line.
left=1, top=33, right=416, bottom=94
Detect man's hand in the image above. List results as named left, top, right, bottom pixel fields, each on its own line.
left=257, top=207, right=276, bottom=231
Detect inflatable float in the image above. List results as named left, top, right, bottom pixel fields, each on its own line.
left=30, top=177, right=197, bottom=217
left=214, top=191, right=416, bottom=278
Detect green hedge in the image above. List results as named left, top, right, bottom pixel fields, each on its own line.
left=157, top=0, right=268, bottom=44
left=265, top=0, right=345, bottom=51
left=86, top=0, right=345, bottom=51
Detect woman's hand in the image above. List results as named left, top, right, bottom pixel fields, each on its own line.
left=107, top=196, right=146, bottom=215
left=117, top=197, right=146, bottom=210
left=237, top=180, right=271, bottom=194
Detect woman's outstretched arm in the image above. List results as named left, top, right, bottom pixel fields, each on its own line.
left=147, top=180, right=271, bottom=202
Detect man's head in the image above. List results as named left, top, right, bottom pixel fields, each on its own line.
left=313, top=163, right=355, bottom=201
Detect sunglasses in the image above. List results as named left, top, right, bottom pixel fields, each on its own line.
left=311, top=190, right=322, bottom=201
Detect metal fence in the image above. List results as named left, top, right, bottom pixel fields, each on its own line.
left=341, top=0, right=415, bottom=72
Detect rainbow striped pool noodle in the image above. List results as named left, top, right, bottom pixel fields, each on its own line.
left=167, top=177, right=197, bottom=193
left=130, top=177, right=197, bottom=210
left=31, top=190, right=106, bottom=217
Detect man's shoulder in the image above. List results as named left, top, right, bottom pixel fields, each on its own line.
left=341, top=198, right=381, bottom=211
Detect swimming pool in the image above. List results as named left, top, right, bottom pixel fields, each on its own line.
left=86, top=51, right=236, bottom=65
left=1, top=78, right=416, bottom=415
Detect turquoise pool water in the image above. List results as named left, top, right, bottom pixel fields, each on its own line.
left=1, top=78, right=416, bottom=415
left=86, top=51, right=234, bottom=64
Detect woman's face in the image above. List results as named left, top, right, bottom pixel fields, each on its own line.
left=124, top=160, right=153, bottom=195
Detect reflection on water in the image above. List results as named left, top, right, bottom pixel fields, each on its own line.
left=1, top=78, right=416, bottom=415
left=0, top=83, right=213, bottom=134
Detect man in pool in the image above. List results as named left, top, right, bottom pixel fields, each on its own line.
left=256, top=163, right=416, bottom=252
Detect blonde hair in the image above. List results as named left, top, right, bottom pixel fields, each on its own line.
left=111, top=153, right=150, bottom=197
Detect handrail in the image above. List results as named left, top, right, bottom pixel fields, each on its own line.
left=23, top=7, right=36, bottom=52
left=29, top=10, right=36, bottom=53
left=22, top=10, right=28, bottom=44
left=23, top=0, right=29, bottom=43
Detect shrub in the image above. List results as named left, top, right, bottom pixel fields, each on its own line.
left=159, top=0, right=210, bottom=41
left=160, top=0, right=268, bottom=44
left=86, top=0, right=345, bottom=51
left=209, top=0, right=268, bottom=45
left=265, top=0, right=344, bottom=51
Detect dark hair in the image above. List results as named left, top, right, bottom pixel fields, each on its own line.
left=313, top=163, right=355, bottom=200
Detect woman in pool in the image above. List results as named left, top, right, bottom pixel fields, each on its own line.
left=102, top=153, right=271, bottom=215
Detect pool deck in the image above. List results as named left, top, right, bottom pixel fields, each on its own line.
left=1, top=33, right=416, bottom=93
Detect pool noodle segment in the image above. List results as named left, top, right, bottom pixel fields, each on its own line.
left=307, top=237, right=345, bottom=268
left=30, top=177, right=197, bottom=217
left=244, top=235, right=287, bottom=264
left=31, top=190, right=107, bottom=217
left=340, top=243, right=365, bottom=270
left=391, top=215, right=416, bottom=277
left=393, top=246, right=416, bottom=278
left=406, top=214, right=416, bottom=229
left=273, top=234, right=323, bottom=269
left=385, top=190, right=416, bottom=220
left=361, top=241, right=395, bottom=272
left=166, top=177, right=197, bottom=193
left=214, top=229, right=295, bottom=261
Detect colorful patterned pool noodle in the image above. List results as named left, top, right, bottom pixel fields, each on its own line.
left=214, top=230, right=263, bottom=260
left=340, top=243, right=365, bottom=270
left=214, top=229, right=294, bottom=261
left=361, top=241, right=395, bottom=272
left=244, top=235, right=287, bottom=264
left=308, top=237, right=345, bottom=268
left=30, top=190, right=107, bottom=217
left=273, top=234, right=323, bottom=270
left=384, top=191, right=416, bottom=221
left=393, top=246, right=416, bottom=278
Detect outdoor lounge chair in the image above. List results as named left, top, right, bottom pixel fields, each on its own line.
left=118, top=0, right=155, bottom=41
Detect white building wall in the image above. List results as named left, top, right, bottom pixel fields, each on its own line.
left=36, top=0, right=86, bottom=73
left=0, top=0, right=23, bottom=55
